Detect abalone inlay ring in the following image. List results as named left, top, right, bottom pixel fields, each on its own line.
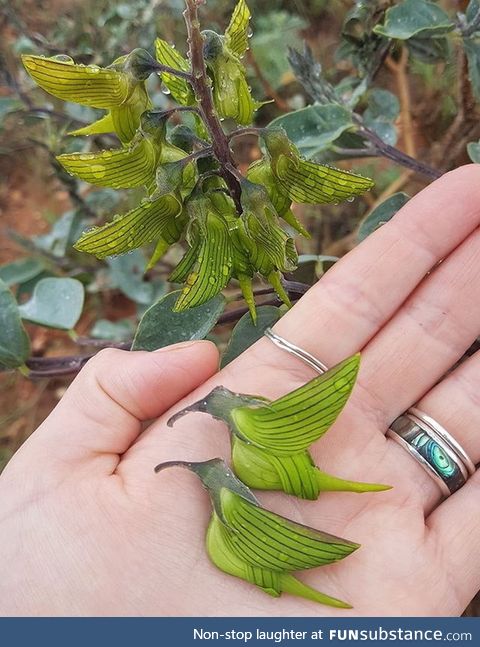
left=387, top=409, right=475, bottom=497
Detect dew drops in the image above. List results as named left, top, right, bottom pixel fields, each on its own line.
left=52, top=54, right=74, bottom=64
left=91, top=164, right=106, bottom=179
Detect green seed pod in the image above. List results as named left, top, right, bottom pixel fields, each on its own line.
left=155, top=457, right=359, bottom=608
left=22, top=50, right=155, bottom=143
left=169, top=354, right=391, bottom=499
left=262, top=126, right=375, bottom=204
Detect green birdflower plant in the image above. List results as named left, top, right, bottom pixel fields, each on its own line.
left=21, top=0, right=374, bottom=322
left=19, top=0, right=386, bottom=608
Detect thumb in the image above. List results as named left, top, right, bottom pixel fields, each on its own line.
left=7, top=341, right=219, bottom=473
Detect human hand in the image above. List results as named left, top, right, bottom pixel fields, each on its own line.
left=2, top=166, right=480, bottom=617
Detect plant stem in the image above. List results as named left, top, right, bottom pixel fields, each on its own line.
left=355, top=118, right=442, bottom=180
left=153, top=62, right=194, bottom=81
left=183, top=0, right=242, bottom=211
left=8, top=281, right=310, bottom=379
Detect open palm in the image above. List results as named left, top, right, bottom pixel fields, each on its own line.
left=1, top=166, right=480, bottom=616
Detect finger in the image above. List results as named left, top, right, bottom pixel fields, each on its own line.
left=359, top=225, right=480, bottom=428
left=403, top=350, right=480, bottom=514
left=425, top=355, right=480, bottom=605
left=7, top=342, right=219, bottom=473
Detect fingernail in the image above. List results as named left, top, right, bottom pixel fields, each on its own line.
left=153, top=340, right=212, bottom=352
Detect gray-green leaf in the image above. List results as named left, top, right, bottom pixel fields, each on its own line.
left=0, top=279, right=31, bottom=369
left=373, top=0, right=455, bottom=40
left=467, top=141, right=480, bottom=163
left=363, top=89, right=400, bottom=146
left=268, top=104, right=354, bottom=158
left=132, top=292, right=226, bottom=351
left=18, top=277, right=85, bottom=330
left=358, top=192, right=410, bottom=241
left=0, top=258, right=45, bottom=287
left=221, top=306, right=282, bottom=368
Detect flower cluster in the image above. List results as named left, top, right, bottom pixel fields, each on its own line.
left=22, top=0, right=374, bottom=320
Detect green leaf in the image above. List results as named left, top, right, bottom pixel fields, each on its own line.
left=467, top=140, right=480, bottom=163
left=90, top=318, right=135, bottom=341
left=107, top=251, right=155, bottom=305
left=221, top=306, right=281, bottom=368
left=250, top=12, right=307, bottom=92
left=373, top=0, right=455, bottom=40
left=132, top=291, right=226, bottom=351
left=407, top=35, right=450, bottom=64
left=0, top=279, right=31, bottom=369
left=0, top=258, right=45, bottom=287
left=34, top=210, right=85, bottom=258
left=18, top=277, right=84, bottom=330
left=358, top=192, right=410, bottom=241
left=291, top=254, right=338, bottom=284
left=154, top=39, right=195, bottom=105
left=231, top=354, right=360, bottom=456
left=363, top=89, right=400, bottom=146
left=467, top=0, right=480, bottom=22
left=225, top=0, right=251, bottom=59
left=463, top=37, right=480, bottom=99
left=268, top=105, right=354, bottom=158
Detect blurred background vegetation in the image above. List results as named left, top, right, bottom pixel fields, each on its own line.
left=0, top=0, right=479, bottom=611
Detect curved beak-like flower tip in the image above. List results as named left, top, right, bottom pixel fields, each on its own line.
left=171, top=197, right=234, bottom=312
left=202, top=24, right=261, bottom=126
left=261, top=127, right=375, bottom=205
left=155, top=456, right=358, bottom=608
left=124, top=48, right=159, bottom=81
left=168, top=355, right=391, bottom=499
left=21, top=50, right=153, bottom=143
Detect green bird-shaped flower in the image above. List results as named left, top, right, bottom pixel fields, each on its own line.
left=170, top=194, right=234, bottom=312
left=73, top=155, right=196, bottom=260
left=201, top=0, right=262, bottom=125
left=22, top=49, right=157, bottom=143
left=261, top=127, right=375, bottom=204
left=155, top=457, right=359, bottom=608
left=169, top=354, right=390, bottom=499
left=246, top=159, right=310, bottom=238
left=57, top=111, right=195, bottom=195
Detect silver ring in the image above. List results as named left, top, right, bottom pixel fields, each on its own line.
left=387, top=408, right=475, bottom=497
left=264, top=328, right=328, bottom=374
